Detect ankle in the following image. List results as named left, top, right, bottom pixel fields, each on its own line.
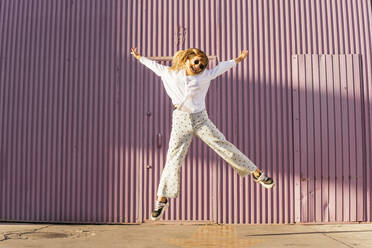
left=157, top=197, right=167, bottom=203
left=253, top=170, right=261, bottom=178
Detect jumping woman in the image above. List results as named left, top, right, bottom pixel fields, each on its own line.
left=130, top=48, right=275, bottom=221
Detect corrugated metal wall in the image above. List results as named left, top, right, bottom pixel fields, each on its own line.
left=293, top=54, right=365, bottom=222
left=0, top=0, right=141, bottom=223
left=0, top=0, right=371, bottom=224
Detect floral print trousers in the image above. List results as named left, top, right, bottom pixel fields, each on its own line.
left=157, top=109, right=258, bottom=198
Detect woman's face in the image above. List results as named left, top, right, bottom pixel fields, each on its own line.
left=186, top=55, right=208, bottom=75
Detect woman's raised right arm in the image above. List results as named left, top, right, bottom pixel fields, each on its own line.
left=131, top=47, right=169, bottom=77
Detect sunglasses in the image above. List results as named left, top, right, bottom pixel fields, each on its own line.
left=193, top=60, right=205, bottom=70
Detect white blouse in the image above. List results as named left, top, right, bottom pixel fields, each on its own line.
left=139, top=56, right=237, bottom=113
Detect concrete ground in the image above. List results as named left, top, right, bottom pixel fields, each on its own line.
left=1, top=222, right=372, bottom=248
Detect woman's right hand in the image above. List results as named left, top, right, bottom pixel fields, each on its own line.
left=131, top=47, right=141, bottom=60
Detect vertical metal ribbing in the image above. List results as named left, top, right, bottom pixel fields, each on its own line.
left=293, top=54, right=365, bottom=223
left=0, top=0, right=371, bottom=224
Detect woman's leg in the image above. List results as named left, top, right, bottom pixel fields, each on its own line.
left=156, top=111, right=193, bottom=199
left=194, top=116, right=258, bottom=177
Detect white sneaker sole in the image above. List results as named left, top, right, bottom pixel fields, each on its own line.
left=261, top=181, right=275, bottom=189
left=151, top=203, right=169, bottom=221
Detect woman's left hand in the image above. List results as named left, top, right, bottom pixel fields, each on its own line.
left=235, top=50, right=248, bottom=64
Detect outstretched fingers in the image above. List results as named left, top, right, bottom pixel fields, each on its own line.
left=240, top=50, right=248, bottom=59
left=130, top=47, right=141, bottom=59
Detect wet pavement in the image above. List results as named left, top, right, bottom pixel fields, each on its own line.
left=0, top=222, right=372, bottom=247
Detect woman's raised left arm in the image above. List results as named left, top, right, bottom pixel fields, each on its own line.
left=205, top=50, right=248, bottom=80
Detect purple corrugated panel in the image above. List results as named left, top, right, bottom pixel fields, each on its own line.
left=210, top=0, right=372, bottom=224
left=293, top=54, right=365, bottom=222
left=1, top=0, right=372, bottom=224
left=214, top=0, right=293, bottom=223
left=0, top=0, right=141, bottom=224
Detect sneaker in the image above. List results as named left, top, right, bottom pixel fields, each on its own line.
left=252, top=171, right=275, bottom=189
left=151, top=199, right=169, bottom=221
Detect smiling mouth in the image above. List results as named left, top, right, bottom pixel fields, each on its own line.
left=191, top=66, right=199, bottom=73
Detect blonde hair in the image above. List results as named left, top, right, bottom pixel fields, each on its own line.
left=169, top=48, right=209, bottom=71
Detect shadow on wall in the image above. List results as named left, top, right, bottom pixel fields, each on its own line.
left=0, top=54, right=368, bottom=223
left=119, top=54, right=369, bottom=222
left=0, top=0, right=371, bottom=224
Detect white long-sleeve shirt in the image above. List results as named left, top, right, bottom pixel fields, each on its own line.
left=139, top=56, right=237, bottom=113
